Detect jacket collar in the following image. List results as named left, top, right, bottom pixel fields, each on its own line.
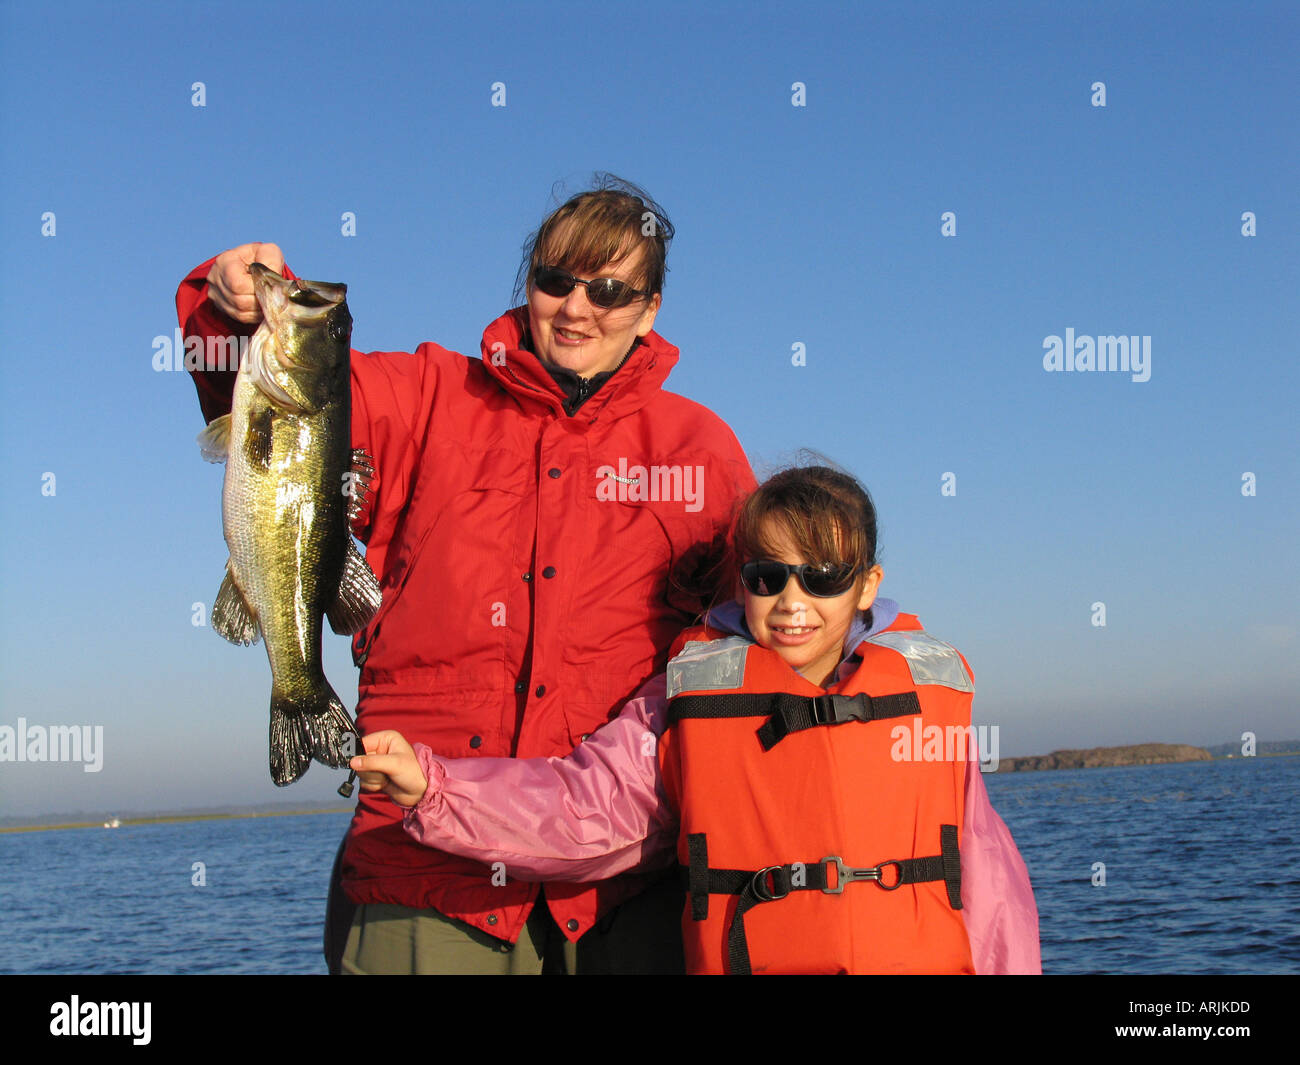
left=480, top=307, right=679, bottom=422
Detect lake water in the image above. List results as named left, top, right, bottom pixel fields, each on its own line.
left=2, top=755, right=1297, bottom=974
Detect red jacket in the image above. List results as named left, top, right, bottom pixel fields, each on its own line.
left=177, top=259, right=755, bottom=943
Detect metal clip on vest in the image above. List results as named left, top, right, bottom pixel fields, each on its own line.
left=820, top=856, right=905, bottom=893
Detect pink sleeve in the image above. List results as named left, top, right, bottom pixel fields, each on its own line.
left=960, top=763, right=1042, bottom=974
left=401, top=675, right=677, bottom=882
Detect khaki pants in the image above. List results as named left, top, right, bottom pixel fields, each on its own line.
left=340, top=875, right=686, bottom=975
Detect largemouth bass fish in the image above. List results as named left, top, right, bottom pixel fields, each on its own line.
left=198, top=263, right=381, bottom=786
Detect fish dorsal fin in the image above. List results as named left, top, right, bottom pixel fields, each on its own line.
left=347, top=448, right=376, bottom=526
left=197, top=414, right=232, bottom=463
left=327, top=539, right=383, bottom=635
left=211, top=561, right=261, bottom=645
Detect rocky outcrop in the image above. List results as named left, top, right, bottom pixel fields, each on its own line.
left=997, top=743, right=1212, bottom=772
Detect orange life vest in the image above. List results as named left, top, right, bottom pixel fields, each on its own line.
left=659, top=615, right=977, bottom=974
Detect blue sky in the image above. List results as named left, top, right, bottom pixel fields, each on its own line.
left=1, top=0, right=1296, bottom=817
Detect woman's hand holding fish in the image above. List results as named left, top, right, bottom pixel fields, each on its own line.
left=351, top=730, right=429, bottom=808
left=207, top=242, right=286, bottom=323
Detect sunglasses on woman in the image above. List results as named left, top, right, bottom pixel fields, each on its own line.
left=532, top=265, right=651, bottom=309
left=740, top=559, right=860, bottom=599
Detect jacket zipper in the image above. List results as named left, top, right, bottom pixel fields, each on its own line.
left=565, top=376, right=593, bottom=416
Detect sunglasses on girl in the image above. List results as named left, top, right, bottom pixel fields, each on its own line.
left=740, top=559, right=860, bottom=599
left=532, top=265, right=651, bottom=309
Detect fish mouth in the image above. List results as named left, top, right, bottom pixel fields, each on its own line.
left=290, top=278, right=347, bottom=307
left=250, top=263, right=347, bottom=318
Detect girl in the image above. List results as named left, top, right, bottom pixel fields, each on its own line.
left=351, top=466, right=1040, bottom=974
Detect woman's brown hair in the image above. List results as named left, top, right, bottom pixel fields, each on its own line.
left=514, top=174, right=674, bottom=304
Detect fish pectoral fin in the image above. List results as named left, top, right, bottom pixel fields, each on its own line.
left=326, top=540, right=383, bottom=635
left=211, top=562, right=262, bottom=645
left=244, top=406, right=274, bottom=471
left=196, top=414, right=232, bottom=463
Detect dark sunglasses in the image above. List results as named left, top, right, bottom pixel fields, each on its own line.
left=740, top=559, right=860, bottom=599
left=532, top=265, right=651, bottom=309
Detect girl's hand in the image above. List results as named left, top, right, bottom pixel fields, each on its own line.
left=350, top=730, right=429, bottom=808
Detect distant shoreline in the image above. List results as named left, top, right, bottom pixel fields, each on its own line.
left=6, top=747, right=1298, bottom=832
left=0, top=806, right=354, bottom=835
left=995, top=743, right=1299, bottom=773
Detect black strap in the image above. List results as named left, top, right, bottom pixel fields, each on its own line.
left=669, top=692, right=787, bottom=723
left=940, top=822, right=962, bottom=909
left=687, top=834, right=711, bottom=920
left=669, top=691, right=922, bottom=750
left=728, top=879, right=764, bottom=976
left=683, top=861, right=831, bottom=976
left=686, top=826, right=963, bottom=975
left=756, top=691, right=922, bottom=750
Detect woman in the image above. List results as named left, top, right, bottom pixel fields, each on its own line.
left=177, top=176, right=756, bottom=973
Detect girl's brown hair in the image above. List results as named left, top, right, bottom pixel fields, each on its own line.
left=731, top=464, right=879, bottom=586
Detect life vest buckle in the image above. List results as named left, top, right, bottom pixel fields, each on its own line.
left=811, top=693, right=857, bottom=725
left=750, top=865, right=791, bottom=902
left=820, top=856, right=905, bottom=893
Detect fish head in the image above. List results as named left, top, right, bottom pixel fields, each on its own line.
left=246, top=263, right=352, bottom=411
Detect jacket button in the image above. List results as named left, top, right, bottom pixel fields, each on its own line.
left=470, top=735, right=482, bottom=748
left=542, top=566, right=556, bottom=579
left=514, top=681, right=526, bottom=694
left=548, top=467, right=561, bottom=479
left=580, top=734, right=590, bottom=742
left=566, top=919, right=579, bottom=932
left=522, top=572, right=532, bottom=582
left=487, top=914, right=498, bottom=925
left=535, top=685, right=546, bottom=697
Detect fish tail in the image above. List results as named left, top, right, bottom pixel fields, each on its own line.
left=269, top=684, right=361, bottom=787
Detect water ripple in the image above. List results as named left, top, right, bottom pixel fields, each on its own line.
left=3, top=756, right=1298, bottom=974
